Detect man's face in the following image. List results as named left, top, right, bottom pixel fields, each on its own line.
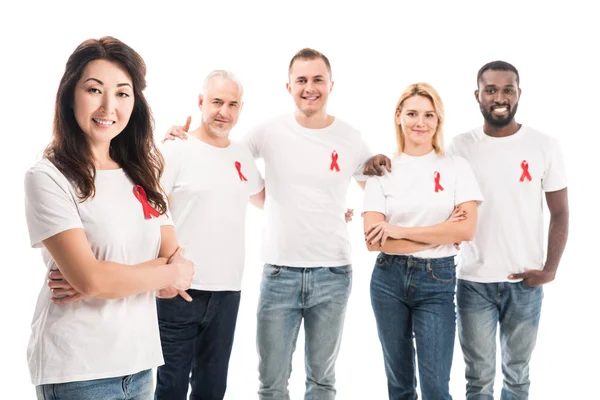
left=200, top=76, right=243, bottom=137
left=476, top=69, right=521, bottom=127
left=286, top=58, right=333, bottom=117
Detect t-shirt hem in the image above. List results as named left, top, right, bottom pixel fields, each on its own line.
left=30, top=359, right=163, bottom=386
left=457, top=275, right=523, bottom=283
left=190, top=284, right=242, bottom=291
left=543, top=183, right=568, bottom=193
left=262, top=259, right=352, bottom=267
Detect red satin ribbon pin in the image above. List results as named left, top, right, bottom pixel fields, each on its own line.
left=235, top=161, right=248, bottom=181
left=434, top=171, right=444, bottom=192
left=330, top=151, right=340, bottom=172
left=133, top=185, right=160, bottom=219
left=519, top=160, right=532, bottom=182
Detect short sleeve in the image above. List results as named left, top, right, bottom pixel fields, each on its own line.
left=353, top=137, right=373, bottom=181
left=24, top=163, right=83, bottom=248
left=542, top=138, right=567, bottom=192
left=241, top=147, right=265, bottom=195
left=362, top=176, right=386, bottom=216
left=453, top=156, right=484, bottom=206
left=160, top=140, right=183, bottom=196
left=239, top=124, right=265, bottom=160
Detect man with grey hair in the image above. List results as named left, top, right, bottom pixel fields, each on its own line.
left=155, top=70, right=265, bottom=400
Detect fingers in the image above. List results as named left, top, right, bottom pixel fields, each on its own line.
left=178, top=289, right=193, bottom=302
left=157, top=289, right=177, bottom=299
left=52, top=293, right=85, bottom=305
left=163, top=126, right=189, bottom=143
left=183, top=116, right=192, bottom=132
left=48, top=279, right=74, bottom=290
left=380, top=231, right=390, bottom=246
left=453, top=243, right=461, bottom=250
left=365, top=223, right=383, bottom=243
left=48, top=269, right=65, bottom=280
left=384, top=158, right=392, bottom=173
left=168, top=246, right=185, bottom=263
left=508, top=273, right=524, bottom=280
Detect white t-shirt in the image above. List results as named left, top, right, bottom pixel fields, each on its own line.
left=24, top=159, right=169, bottom=385
left=161, top=136, right=264, bottom=291
left=241, top=114, right=372, bottom=267
left=448, top=125, right=567, bottom=283
left=362, top=151, right=483, bottom=258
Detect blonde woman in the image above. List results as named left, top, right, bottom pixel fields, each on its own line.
left=362, top=83, right=482, bottom=400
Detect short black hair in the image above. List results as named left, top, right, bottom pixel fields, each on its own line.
left=477, top=60, right=520, bottom=86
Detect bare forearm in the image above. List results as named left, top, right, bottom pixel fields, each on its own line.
left=402, top=222, right=473, bottom=245
left=85, top=258, right=176, bottom=299
left=543, top=211, right=569, bottom=274
left=367, top=238, right=435, bottom=254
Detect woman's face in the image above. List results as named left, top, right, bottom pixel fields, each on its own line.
left=396, top=95, right=438, bottom=149
left=73, top=59, right=135, bottom=146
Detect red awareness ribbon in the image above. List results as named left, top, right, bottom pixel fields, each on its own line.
left=434, top=171, right=444, bottom=192
left=520, top=160, right=532, bottom=182
left=235, top=161, right=248, bottom=181
left=133, top=185, right=161, bottom=219
left=330, top=151, right=340, bottom=172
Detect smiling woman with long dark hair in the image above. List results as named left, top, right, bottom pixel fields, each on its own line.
left=24, top=36, right=193, bottom=399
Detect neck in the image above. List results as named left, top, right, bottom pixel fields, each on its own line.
left=403, top=142, right=434, bottom=156
left=193, top=124, right=230, bottom=148
left=294, top=108, right=334, bottom=129
left=483, top=119, right=522, bottom=138
left=91, top=143, right=119, bottom=170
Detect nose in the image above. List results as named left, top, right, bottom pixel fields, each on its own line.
left=100, top=93, right=116, bottom=115
left=416, top=114, right=426, bottom=126
left=494, top=91, right=508, bottom=104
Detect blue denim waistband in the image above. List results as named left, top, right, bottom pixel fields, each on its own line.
left=376, top=254, right=455, bottom=269
left=265, top=264, right=350, bottom=272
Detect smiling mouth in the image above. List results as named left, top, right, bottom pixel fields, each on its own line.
left=491, top=106, right=509, bottom=113
left=92, top=118, right=115, bottom=126
left=302, top=96, right=319, bottom=101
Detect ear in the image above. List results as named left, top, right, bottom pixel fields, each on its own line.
left=395, top=109, right=401, bottom=125
left=517, top=87, right=522, bottom=99
left=474, top=89, right=479, bottom=103
left=239, top=101, right=245, bottom=114
left=198, top=94, right=204, bottom=111
left=329, top=80, right=335, bottom=93
left=286, top=82, right=292, bottom=94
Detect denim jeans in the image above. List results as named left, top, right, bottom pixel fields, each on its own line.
left=457, top=279, right=543, bottom=400
left=36, top=369, right=152, bottom=400
left=155, top=290, right=241, bottom=400
left=256, top=264, right=352, bottom=400
left=370, top=253, right=457, bottom=400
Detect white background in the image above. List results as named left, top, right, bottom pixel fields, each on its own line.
left=1, top=1, right=597, bottom=398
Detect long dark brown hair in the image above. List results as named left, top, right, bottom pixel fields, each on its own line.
left=44, top=36, right=167, bottom=214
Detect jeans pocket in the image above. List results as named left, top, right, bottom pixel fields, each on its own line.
left=430, top=266, right=456, bottom=283
left=328, top=266, right=352, bottom=275
left=264, top=264, right=283, bottom=276
left=375, top=253, right=387, bottom=267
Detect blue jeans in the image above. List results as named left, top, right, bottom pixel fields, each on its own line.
left=370, top=254, right=457, bottom=400
left=457, top=279, right=543, bottom=400
left=257, top=264, right=352, bottom=400
left=36, top=369, right=152, bottom=400
left=155, top=290, right=241, bottom=400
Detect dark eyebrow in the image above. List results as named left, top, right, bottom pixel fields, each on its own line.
left=83, top=77, right=132, bottom=88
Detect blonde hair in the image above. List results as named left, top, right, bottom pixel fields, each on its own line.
left=394, top=83, right=445, bottom=156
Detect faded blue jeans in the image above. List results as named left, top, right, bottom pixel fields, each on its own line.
left=457, top=279, right=543, bottom=400
left=370, top=253, right=457, bottom=400
left=257, top=264, right=352, bottom=400
left=36, top=369, right=152, bottom=400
